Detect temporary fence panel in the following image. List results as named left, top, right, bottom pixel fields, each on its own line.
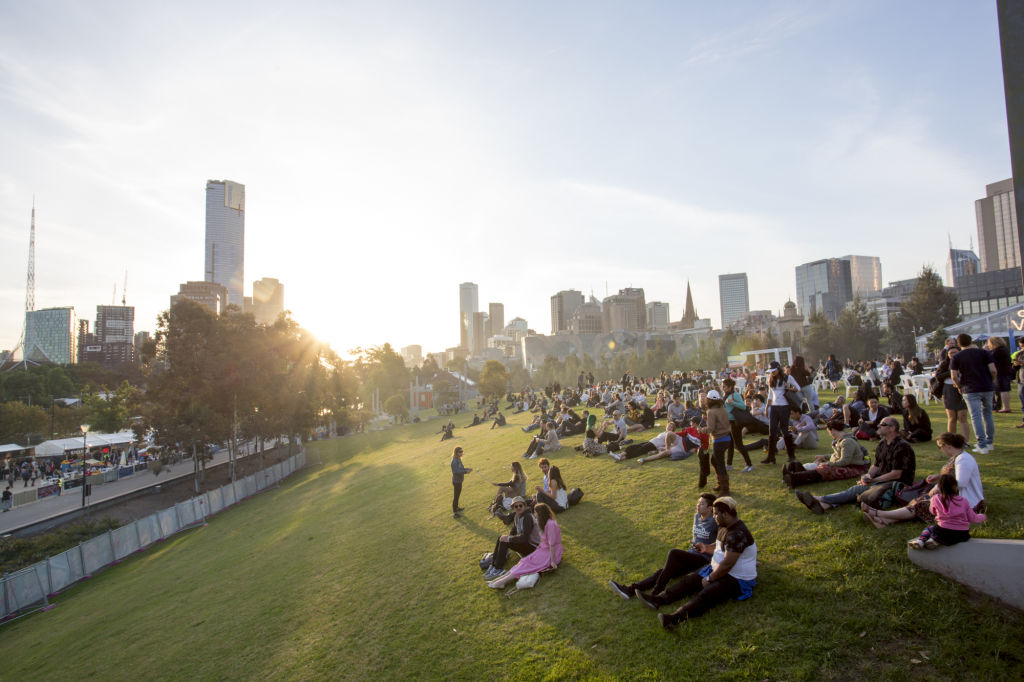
left=175, top=500, right=196, bottom=528
left=103, top=470, right=118, bottom=483
left=12, top=489, right=37, bottom=507
left=136, top=513, right=158, bottom=549
left=3, top=564, right=47, bottom=617
left=118, top=466, right=134, bottom=479
left=158, top=508, right=178, bottom=539
left=81, top=534, right=114, bottom=576
left=1, top=448, right=306, bottom=623
left=111, top=522, right=140, bottom=561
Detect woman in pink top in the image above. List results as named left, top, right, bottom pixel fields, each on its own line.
left=908, top=474, right=986, bottom=550
left=487, top=503, right=562, bottom=589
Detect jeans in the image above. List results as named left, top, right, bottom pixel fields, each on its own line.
left=820, top=483, right=871, bottom=507
left=452, top=481, right=463, bottom=513
left=1018, top=380, right=1024, bottom=418
left=630, top=549, right=711, bottom=595
left=963, top=391, right=995, bottom=448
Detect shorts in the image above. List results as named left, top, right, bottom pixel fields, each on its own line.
left=942, top=383, right=966, bottom=411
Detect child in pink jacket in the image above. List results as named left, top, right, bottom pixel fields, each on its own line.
left=908, top=474, right=987, bottom=550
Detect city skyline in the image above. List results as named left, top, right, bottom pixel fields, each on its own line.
left=0, top=2, right=1014, bottom=357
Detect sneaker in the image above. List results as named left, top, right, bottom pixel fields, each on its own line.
left=487, top=580, right=505, bottom=589
left=483, top=567, right=498, bottom=579
left=608, top=580, right=631, bottom=600
left=528, top=453, right=538, bottom=459
left=907, top=538, right=925, bottom=550
left=924, top=538, right=940, bottom=550
left=492, top=568, right=508, bottom=579
left=795, top=490, right=824, bottom=515
left=742, top=465, right=754, bottom=473
left=453, top=512, right=461, bottom=518
left=726, top=465, right=734, bottom=471
left=635, top=589, right=660, bottom=610
left=658, top=613, right=676, bottom=630
left=611, top=453, right=624, bottom=462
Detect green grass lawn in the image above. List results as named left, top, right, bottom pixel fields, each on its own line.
left=2, top=394, right=1023, bottom=681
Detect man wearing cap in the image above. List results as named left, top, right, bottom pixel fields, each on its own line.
left=794, top=415, right=915, bottom=514
left=617, top=496, right=757, bottom=629
left=484, top=496, right=540, bottom=580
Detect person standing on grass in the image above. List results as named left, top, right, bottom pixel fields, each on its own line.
left=950, top=333, right=997, bottom=454
left=608, top=493, right=718, bottom=601
left=450, top=446, right=472, bottom=518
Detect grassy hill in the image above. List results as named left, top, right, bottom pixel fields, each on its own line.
left=3, top=395, right=1023, bottom=680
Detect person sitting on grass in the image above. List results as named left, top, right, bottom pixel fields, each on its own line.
left=488, top=461, right=527, bottom=516
left=440, top=420, right=455, bottom=441
left=795, top=416, right=915, bottom=514
left=595, top=411, right=629, bottom=451
left=484, top=496, right=540, bottom=580
left=608, top=493, right=718, bottom=600
left=907, top=473, right=986, bottom=550
left=900, top=394, right=932, bottom=443
left=523, top=421, right=561, bottom=460
left=616, top=496, right=756, bottom=630
left=533, top=462, right=569, bottom=513
left=487, top=502, right=562, bottom=589
left=490, top=411, right=506, bottom=429
left=465, top=413, right=482, bottom=427
left=784, top=418, right=868, bottom=488
left=855, top=396, right=890, bottom=440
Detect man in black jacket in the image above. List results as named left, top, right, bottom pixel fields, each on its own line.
left=484, top=497, right=540, bottom=580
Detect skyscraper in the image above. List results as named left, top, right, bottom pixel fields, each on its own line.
left=840, top=255, right=883, bottom=296
left=646, top=302, right=670, bottom=331
left=488, top=303, right=504, bottom=339
left=550, top=290, right=584, bottom=334
left=718, top=273, right=750, bottom=329
left=205, top=179, right=245, bottom=308
left=24, top=307, right=77, bottom=364
left=976, top=178, right=1020, bottom=271
left=795, top=258, right=853, bottom=322
left=96, top=305, right=135, bottom=366
left=252, top=277, right=285, bottom=325
left=602, top=288, right=646, bottom=332
left=946, top=248, right=980, bottom=286
left=459, top=282, right=478, bottom=350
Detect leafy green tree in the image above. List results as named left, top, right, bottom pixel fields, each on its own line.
left=0, top=402, right=48, bottom=444
left=889, top=266, right=962, bottom=356
left=478, top=360, right=510, bottom=399
left=383, top=394, right=409, bottom=422
left=85, top=381, right=138, bottom=433
left=834, top=298, right=883, bottom=361
left=803, top=313, right=835, bottom=363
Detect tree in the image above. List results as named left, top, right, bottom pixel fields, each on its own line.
left=834, top=298, right=883, bottom=362
left=383, top=394, right=409, bottom=422
left=803, top=313, right=834, bottom=363
left=0, top=402, right=48, bottom=444
left=889, top=266, right=962, bottom=356
left=85, top=381, right=138, bottom=433
left=478, top=360, right=510, bottom=399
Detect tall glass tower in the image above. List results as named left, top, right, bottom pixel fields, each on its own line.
left=205, top=179, right=245, bottom=308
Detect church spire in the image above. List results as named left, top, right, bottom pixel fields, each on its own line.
left=680, top=281, right=698, bottom=328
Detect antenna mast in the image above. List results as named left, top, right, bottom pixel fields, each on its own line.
left=122, top=270, right=128, bottom=306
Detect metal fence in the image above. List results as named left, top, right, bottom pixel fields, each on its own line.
left=0, top=450, right=306, bottom=623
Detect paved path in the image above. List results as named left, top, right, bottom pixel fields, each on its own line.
left=0, top=446, right=255, bottom=535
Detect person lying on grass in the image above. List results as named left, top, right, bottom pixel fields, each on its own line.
left=612, top=496, right=756, bottom=629
left=614, top=421, right=685, bottom=462
left=487, top=502, right=562, bottom=589
left=609, top=493, right=718, bottom=599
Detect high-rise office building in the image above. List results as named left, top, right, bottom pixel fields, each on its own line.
left=471, top=311, right=488, bottom=354
left=568, top=302, right=603, bottom=333
left=172, top=281, right=230, bottom=315
left=252, top=277, right=285, bottom=325
left=459, top=282, right=478, bottom=350
left=646, top=302, right=670, bottom=331
left=946, top=248, right=980, bottom=286
left=504, top=317, right=529, bottom=342
left=840, top=255, right=883, bottom=296
left=488, top=303, right=504, bottom=339
left=96, top=305, right=135, bottom=366
left=205, top=179, right=246, bottom=308
left=602, top=288, right=646, bottom=332
left=550, top=290, right=584, bottom=334
left=24, top=307, right=77, bottom=364
left=795, top=258, right=853, bottom=322
left=718, top=273, right=750, bottom=329
left=976, top=179, right=1020, bottom=272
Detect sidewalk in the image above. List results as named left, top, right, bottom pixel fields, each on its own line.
left=0, top=448, right=240, bottom=535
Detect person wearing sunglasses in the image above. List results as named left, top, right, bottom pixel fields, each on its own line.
left=483, top=496, right=540, bottom=581
left=795, top=417, right=915, bottom=514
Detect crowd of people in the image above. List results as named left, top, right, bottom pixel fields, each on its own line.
left=446, top=338, right=1007, bottom=629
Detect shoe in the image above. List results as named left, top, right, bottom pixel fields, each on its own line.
left=608, top=580, right=631, bottom=600
left=483, top=567, right=498, bottom=579
left=726, top=465, right=733, bottom=471
left=453, top=512, right=461, bottom=518
left=611, top=453, right=624, bottom=462
left=795, top=490, right=824, bottom=515
left=487, top=579, right=505, bottom=589
left=528, top=453, right=538, bottom=459
left=456, top=507, right=465, bottom=512
left=907, top=538, right=925, bottom=550
left=975, top=446, right=991, bottom=455
left=658, top=613, right=676, bottom=630
left=996, top=409, right=1012, bottom=413
left=635, top=589, right=660, bottom=610
left=760, top=457, right=775, bottom=465
left=924, top=538, right=940, bottom=550
left=742, top=465, right=754, bottom=473
left=492, top=568, right=508, bottom=579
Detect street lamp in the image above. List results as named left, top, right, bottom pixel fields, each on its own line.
left=80, top=424, right=90, bottom=509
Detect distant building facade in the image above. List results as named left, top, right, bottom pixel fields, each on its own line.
left=602, top=288, right=645, bottom=332
left=954, top=267, right=1024, bottom=317
left=95, top=305, right=135, bottom=367
left=459, top=282, right=478, bottom=351
left=840, top=255, right=883, bottom=297
left=488, top=303, right=504, bottom=339
left=172, top=281, right=230, bottom=315
left=25, top=307, right=78, bottom=364
left=251, top=277, right=284, bottom=325
left=718, top=273, right=750, bottom=329
left=646, top=302, right=670, bottom=331
left=946, top=248, right=981, bottom=286
left=401, top=344, right=423, bottom=367
left=205, top=179, right=246, bottom=307
left=550, top=289, right=584, bottom=334
left=795, top=258, right=853, bottom=322
left=976, top=178, right=1019, bottom=272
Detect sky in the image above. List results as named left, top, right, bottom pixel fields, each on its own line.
left=0, top=1, right=1014, bottom=359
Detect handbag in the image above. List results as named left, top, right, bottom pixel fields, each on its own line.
left=784, top=389, right=805, bottom=412
left=516, top=573, right=540, bottom=589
